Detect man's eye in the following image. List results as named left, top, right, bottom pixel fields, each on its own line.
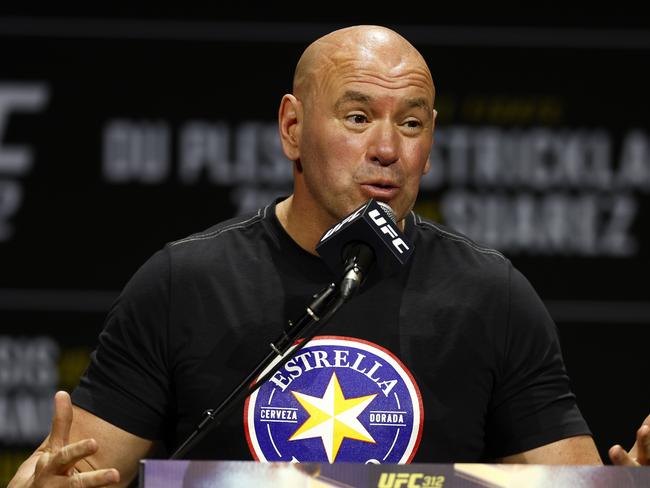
left=347, top=114, right=368, bottom=124
left=404, top=119, right=422, bottom=129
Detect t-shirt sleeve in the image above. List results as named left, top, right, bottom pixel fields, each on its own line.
left=71, top=247, right=171, bottom=440
left=485, top=262, right=591, bottom=459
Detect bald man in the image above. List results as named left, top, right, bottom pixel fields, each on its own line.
left=10, top=25, right=649, bottom=488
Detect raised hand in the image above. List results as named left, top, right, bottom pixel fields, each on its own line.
left=9, top=391, right=120, bottom=488
left=609, top=414, right=650, bottom=466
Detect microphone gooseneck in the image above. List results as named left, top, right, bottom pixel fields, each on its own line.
left=339, top=242, right=375, bottom=299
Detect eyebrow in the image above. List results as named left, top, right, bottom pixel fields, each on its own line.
left=334, top=90, right=371, bottom=111
left=406, top=97, right=432, bottom=112
left=334, top=90, right=432, bottom=113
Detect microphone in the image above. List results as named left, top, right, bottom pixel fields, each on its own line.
left=315, top=199, right=414, bottom=298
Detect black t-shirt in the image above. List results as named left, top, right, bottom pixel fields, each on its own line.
left=72, top=201, right=590, bottom=463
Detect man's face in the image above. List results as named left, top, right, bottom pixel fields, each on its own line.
left=294, top=48, right=435, bottom=227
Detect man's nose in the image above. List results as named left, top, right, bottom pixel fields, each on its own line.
left=368, top=121, right=399, bottom=166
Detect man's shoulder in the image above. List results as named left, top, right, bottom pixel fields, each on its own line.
left=408, top=212, right=518, bottom=309
left=119, top=206, right=274, bottom=291
left=411, top=211, right=508, bottom=264
left=167, top=204, right=272, bottom=253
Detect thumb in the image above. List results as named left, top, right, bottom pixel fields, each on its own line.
left=48, top=390, right=73, bottom=450
left=628, top=414, right=650, bottom=461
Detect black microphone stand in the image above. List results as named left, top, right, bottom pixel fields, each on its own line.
left=170, top=265, right=364, bottom=460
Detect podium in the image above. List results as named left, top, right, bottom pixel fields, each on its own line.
left=139, top=459, right=650, bottom=487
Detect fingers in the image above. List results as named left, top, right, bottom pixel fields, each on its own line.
left=50, top=439, right=99, bottom=475
left=35, top=438, right=120, bottom=487
left=35, top=392, right=122, bottom=487
left=635, top=423, right=650, bottom=465
left=612, top=417, right=650, bottom=466
left=49, top=391, right=73, bottom=450
left=66, top=468, right=120, bottom=487
left=608, top=444, right=639, bottom=466
left=36, top=468, right=120, bottom=488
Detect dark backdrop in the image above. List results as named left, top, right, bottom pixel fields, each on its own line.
left=1, top=9, right=649, bottom=483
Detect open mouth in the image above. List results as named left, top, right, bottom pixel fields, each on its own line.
left=360, top=183, right=399, bottom=199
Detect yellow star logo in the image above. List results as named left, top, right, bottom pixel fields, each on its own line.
left=289, top=372, right=377, bottom=463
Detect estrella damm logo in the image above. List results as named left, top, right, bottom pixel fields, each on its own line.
left=244, top=336, right=423, bottom=463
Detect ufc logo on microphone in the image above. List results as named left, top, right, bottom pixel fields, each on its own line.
left=369, top=209, right=410, bottom=254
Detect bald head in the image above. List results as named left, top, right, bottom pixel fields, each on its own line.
left=293, top=25, right=434, bottom=105
left=276, top=25, right=436, bottom=252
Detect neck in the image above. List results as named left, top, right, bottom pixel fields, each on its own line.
left=275, top=195, right=326, bottom=255
left=276, top=195, right=409, bottom=256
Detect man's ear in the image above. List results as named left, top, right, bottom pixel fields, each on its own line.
left=278, top=94, right=302, bottom=161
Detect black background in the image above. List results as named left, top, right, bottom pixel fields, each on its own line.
left=1, top=7, right=648, bottom=475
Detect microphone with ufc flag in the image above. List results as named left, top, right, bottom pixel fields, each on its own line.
left=316, top=198, right=415, bottom=298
